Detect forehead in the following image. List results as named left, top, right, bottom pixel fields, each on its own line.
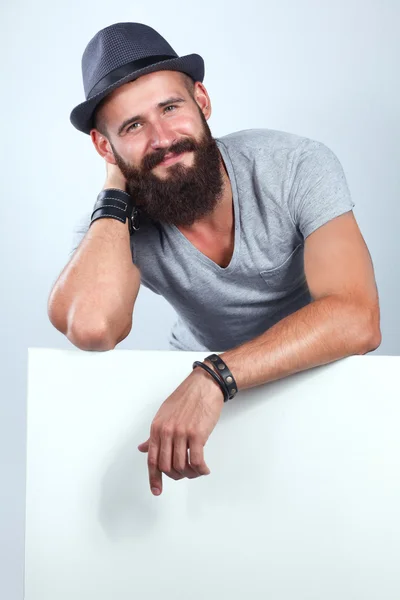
left=101, top=70, right=187, bottom=116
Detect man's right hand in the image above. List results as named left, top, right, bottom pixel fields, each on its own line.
left=103, top=162, right=127, bottom=192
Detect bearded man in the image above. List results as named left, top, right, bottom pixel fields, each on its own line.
left=48, top=22, right=381, bottom=496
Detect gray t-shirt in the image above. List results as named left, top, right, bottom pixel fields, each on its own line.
left=130, top=128, right=355, bottom=352
left=72, top=128, right=355, bottom=352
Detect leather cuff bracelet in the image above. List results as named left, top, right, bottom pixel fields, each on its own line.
left=204, top=354, right=238, bottom=400
left=192, top=354, right=238, bottom=402
left=90, top=188, right=141, bottom=235
left=192, top=361, right=229, bottom=402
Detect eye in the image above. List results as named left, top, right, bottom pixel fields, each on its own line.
left=126, top=105, right=178, bottom=133
left=126, top=122, right=140, bottom=132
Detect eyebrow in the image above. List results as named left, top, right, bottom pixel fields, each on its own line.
left=117, top=96, right=186, bottom=135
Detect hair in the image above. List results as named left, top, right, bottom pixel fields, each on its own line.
left=92, top=71, right=196, bottom=139
left=92, top=95, right=109, bottom=138
left=180, top=71, right=196, bottom=99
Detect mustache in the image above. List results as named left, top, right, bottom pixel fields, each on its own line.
left=142, top=137, right=198, bottom=171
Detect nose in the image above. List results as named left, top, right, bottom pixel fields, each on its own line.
left=148, top=120, right=176, bottom=151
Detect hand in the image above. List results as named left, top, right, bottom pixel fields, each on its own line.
left=138, top=366, right=225, bottom=496
left=103, top=161, right=127, bottom=192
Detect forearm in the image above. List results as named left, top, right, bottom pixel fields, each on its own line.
left=211, top=295, right=381, bottom=392
left=48, top=217, right=140, bottom=349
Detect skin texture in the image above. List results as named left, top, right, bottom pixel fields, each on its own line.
left=90, top=71, right=381, bottom=497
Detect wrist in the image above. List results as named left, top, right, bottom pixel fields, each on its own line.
left=102, top=182, right=128, bottom=193
left=191, top=364, right=226, bottom=403
left=89, top=216, right=129, bottom=237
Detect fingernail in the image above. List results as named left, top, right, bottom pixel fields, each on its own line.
left=152, top=487, right=161, bottom=495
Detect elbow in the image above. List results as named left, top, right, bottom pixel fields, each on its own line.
left=67, top=323, right=117, bottom=352
left=358, top=329, right=381, bottom=355
left=361, top=328, right=382, bottom=354
left=47, top=291, right=68, bottom=335
left=356, top=304, right=382, bottom=355
left=47, top=296, right=115, bottom=351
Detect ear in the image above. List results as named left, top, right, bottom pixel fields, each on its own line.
left=90, top=129, right=117, bottom=164
left=193, top=81, right=212, bottom=119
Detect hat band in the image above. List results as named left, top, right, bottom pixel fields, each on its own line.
left=88, top=54, right=177, bottom=98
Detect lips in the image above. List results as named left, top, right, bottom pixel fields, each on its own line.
left=159, top=151, right=185, bottom=166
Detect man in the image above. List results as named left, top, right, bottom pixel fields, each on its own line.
left=49, top=22, right=381, bottom=497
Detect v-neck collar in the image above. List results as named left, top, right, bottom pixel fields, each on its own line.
left=166, top=138, right=241, bottom=275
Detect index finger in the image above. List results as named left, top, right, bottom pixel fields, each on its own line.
left=148, top=437, right=163, bottom=495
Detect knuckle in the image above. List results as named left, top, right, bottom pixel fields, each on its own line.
left=150, top=424, right=159, bottom=438
left=159, top=459, right=170, bottom=473
left=188, top=430, right=204, bottom=443
left=173, top=460, right=185, bottom=473
left=160, top=425, right=173, bottom=439
left=147, top=456, right=158, bottom=467
left=158, top=459, right=166, bottom=471
left=174, top=427, right=186, bottom=438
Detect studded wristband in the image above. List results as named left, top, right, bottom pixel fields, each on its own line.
left=192, top=361, right=229, bottom=402
left=203, top=353, right=238, bottom=401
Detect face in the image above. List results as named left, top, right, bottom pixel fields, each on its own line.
left=93, top=71, right=225, bottom=228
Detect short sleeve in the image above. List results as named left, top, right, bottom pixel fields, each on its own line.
left=288, top=141, right=355, bottom=240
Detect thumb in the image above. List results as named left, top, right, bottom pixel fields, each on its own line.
left=138, top=439, right=150, bottom=452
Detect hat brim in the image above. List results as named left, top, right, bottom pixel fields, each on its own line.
left=70, top=53, right=205, bottom=135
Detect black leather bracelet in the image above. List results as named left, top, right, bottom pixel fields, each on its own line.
left=192, top=361, right=229, bottom=402
left=90, top=188, right=140, bottom=235
left=204, top=354, right=238, bottom=400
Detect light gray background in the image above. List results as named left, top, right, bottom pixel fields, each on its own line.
left=1, top=1, right=398, bottom=598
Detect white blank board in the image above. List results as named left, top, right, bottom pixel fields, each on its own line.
left=25, top=349, right=400, bottom=599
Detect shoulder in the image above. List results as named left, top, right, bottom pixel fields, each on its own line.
left=215, top=129, right=333, bottom=182
left=215, top=128, right=329, bottom=171
left=216, top=127, right=319, bottom=153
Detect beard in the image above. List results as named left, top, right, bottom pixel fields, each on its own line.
left=109, top=110, right=225, bottom=228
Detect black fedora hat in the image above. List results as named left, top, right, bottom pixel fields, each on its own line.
left=70, top=22, right=205, bottom=135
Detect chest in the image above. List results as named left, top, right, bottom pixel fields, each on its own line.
left=180, top=230, right=235, bottom=268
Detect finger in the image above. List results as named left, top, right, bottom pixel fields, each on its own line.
left=182, top=460, right=202, bottom=479
left=173, top=438, right=199, bottom=479
left=138, top=439, right=150, bottom=452
left=159, top=431, right=197, bottom=480
left=188, top=437, right=211, bottom=476
left=172, top=432, right=189, bottom=474
left=162, top=463, right=201, bottom=481
left=164, top=460, right=199, bottom=481
left=147, top=436, right=163, bottom=496
left=158, top=428, right=174, bottom=475
left=164, top=467, right=185, bottom=481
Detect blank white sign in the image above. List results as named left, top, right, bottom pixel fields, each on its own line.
left=25, top=349, right=400, bottom=599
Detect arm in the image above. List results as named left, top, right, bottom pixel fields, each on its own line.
left=211, top=212, right=381, bottom=390
left=48, top=171, right=140, bottom=351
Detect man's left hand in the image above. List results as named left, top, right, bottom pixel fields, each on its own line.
left=138, top=366, right=225, bottom=496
